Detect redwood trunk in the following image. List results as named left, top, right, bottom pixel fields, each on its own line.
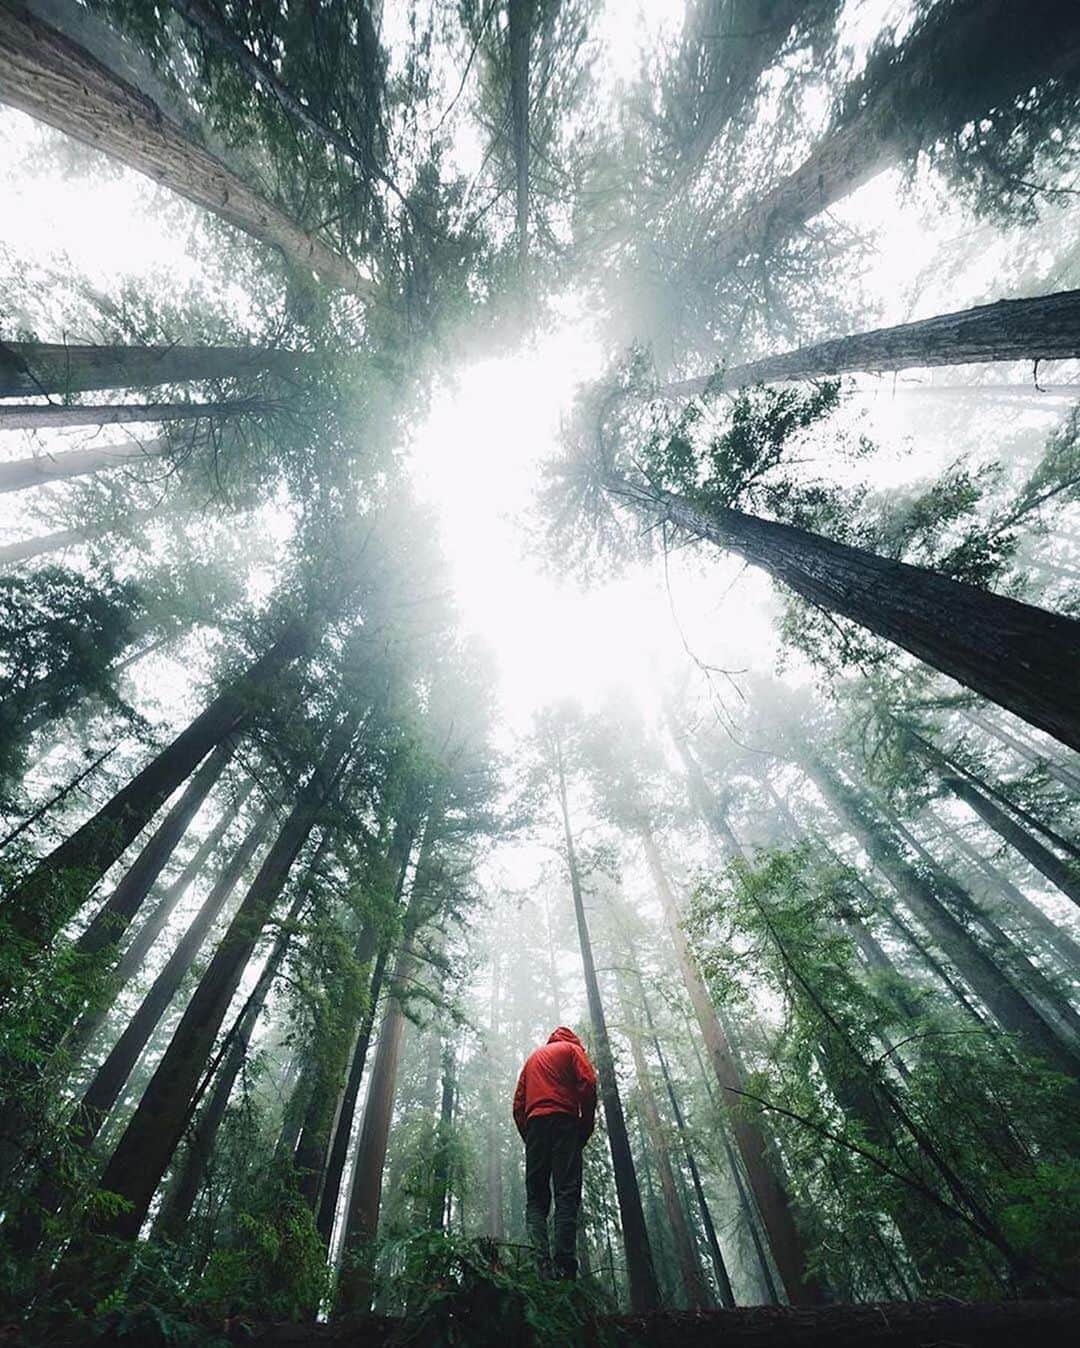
left=0, top=4, right=373, bottom=296
left=63, top=784, right=254, bottom=1064
left=90, top=720, right=354, bottom=1239
left=0, top=437, right=169, bottom=493
left=807, top=761, right=1080, bottom=1080
left=664, top=291, right=1080, bottom=399
left=0, top=398, right=265, bottom=431
left=964, top=709, right=1080, bottom=796
left=3, top=617, right=313, bottom=960
left=625, top=1023, right=711, bottom=1309
left=620, top=481, right=1080, bottom=752
left=707, top=0, right=1080, bottom=270
left=554, top=739, right=661, bottom=1313
left=73, top=739, right=235, bottom=961
left=638, top=826, right=824, bottom=1305
left=0, top=339, right=303, bottom=398
left=507, top=0, right=532, bottom=269
left=152, top=888, right=307, bottom=1240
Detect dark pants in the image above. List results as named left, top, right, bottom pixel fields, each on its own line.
left=524, top=1113, right=583, bottom=1277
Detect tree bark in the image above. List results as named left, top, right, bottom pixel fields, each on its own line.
left=507, top=0, right=532, bottom=270
left=663, top=291, right=1080, bottom=399
left=0, top=437, right=170, bottom=493
left=0, top=397, right=269, bottom=431
left=336, top=802, right=445, bottom=1313
left=427, top=1035, right=457, bottom=1231
left=73, top=739, right=236, bottom=963
left=2, top=616, right=313, bottom=963
left=624, top=1012, right=712, bottom=1309
left=638, top=824, right=824, bottom=1305
left=64, top=784, right=255, bottom=1066
left=944, top=774, right=1080, bottom=910
left=613, top=479, right=1080, bottom=752
left=706, top=0, right=1080, bottom=270
left=89, top=717, right=355, bottom=1240
left=554, top=735, right=661, bottom=1313
left=152, top=886, right=307, bottom=1240
left=75, top=801, right=276, bottom=1150
left=806, top=759, right=1080, bottom=1080
left=639, top=990, right=735, bottom=1308
left=0, top=3, right=375, bottom=297
left=0, top=340, right=304, bottom=399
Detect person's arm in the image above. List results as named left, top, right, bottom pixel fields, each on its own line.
left=513, top=1064, right=528, bottom=1141
left=575, top=1047, right=598, bottom=1142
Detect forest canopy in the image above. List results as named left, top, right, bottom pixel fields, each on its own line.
left=1, top=0, right=1080, bottom=1344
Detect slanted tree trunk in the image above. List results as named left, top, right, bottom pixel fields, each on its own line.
left=2, top=616, right=313, bottom=964
left=0, top=744, right=116, bottom=853
left=0, top=437, right=171, bottom=493
left=73, top=739, right=236, bottom=962
left=0, top=4, right=374, bottom=297
left=638, top=986, right=736, bottom=1308
left=0, top=397, right=270, bottom=432
left=293, top=920, right=379, bottom=1215
left=963, top=708, right=1080, bottom=796
left=63, top=783, right=255, bottom=1064
left=663, top=291, right=1080, bottom=399
left=427, top=1035, right=457, bottom=1232
left=942, top=773, right=1080, bottom=910
left=931, top=814, right=1080, bottom=973
left=75, top=801, right=276, bottom=1151
left=638, top=824, right=824, bottom=1305
left=88, top=717, right=356, bottom=1241
left=152, top=886, right=308, bottom=1240
left=0, top=516, right=151, bottom=566
left=0, top=340, right=304, bottom=399
left=485, top=941, right=506, bottom=1241
left=805, top=759, right=1080, bottom=1080
left=623, top=1005, right=711, bottom=1310
left=315, top=812, right=417, bottom=1246
left=336, top=802, right=445, bottom=1313
left=611, top=478, right=1080, bottom=751
left=507, top=0, right=533, bottom=270
left=706, top=0, right=1080, bottom=270
left=666, top=707, right=747, bottom=858
left=553, top=735, right=661, bottom=1313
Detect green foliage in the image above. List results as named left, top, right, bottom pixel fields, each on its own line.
left=375, top=1231, right=617, bottom=1347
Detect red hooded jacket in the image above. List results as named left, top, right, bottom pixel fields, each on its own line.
left=513, top=1027, right=598, bottom=1141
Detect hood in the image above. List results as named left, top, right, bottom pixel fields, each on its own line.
left=547, top=1026, right=583, bottom=1047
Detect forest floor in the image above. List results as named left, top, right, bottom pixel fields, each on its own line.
left=247, top=1298, right=1080, bottom=1347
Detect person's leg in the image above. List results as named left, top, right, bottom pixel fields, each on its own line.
left=550, top=1114, right=583, bottom=1279
left=524, top=1116, right=553, bottom=1270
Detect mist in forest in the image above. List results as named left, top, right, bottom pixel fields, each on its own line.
left=1, top=1, right=1080, bottom=1343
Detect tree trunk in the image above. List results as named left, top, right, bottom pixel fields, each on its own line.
left=0, top=397, right=269, bottom=431
left=624, top=1011, right=712, bottom=1309
left=614, top=479, right=1080, bottom=752
left=638, top=824, right=824, bottom=1305
left=964, top=709, right=1080, bottom=796
left=507, top=0, right=532, bottom=270
left=663, top=291, right=1080, bottom=399
left=943, top=774, right=1080, bottom=910
left=0, top=437, right=171, bottom=493
left=336, top=802, right=445, bottom=1313
left=932, top=814, right=1080, bottom=973
left=64, top=783, right=255, bottom=1064
left=151, top=887, right=307, bottom=1240
left=665, top=707, right=748, bottom=858
left=0, top=339, right=304, bottom=399
left=554, top=736, right=661, bottom=1313
left=639, top=990, right=735, bottom=1308
left=0, top=516, right=150, bottom=566
left=88, top=717, right=355, bottom=1240
left=0, top=3, right=374, bottom=297
left=427, top=1035, right=457, bottom=1232
left=706, top=0, right=1080, bottom=270
left=75, top=801, right=276, bottom=1150
left=2, top=616, right=313, bottom=963
left=294, top=920, right=379, bottom=1216
left=806, top=759, right=1080, bottom=1080
left=73, top=738, right=236, bottom=962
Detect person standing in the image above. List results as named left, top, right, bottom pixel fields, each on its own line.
left=512, top=1026, right=598, bottom=1278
